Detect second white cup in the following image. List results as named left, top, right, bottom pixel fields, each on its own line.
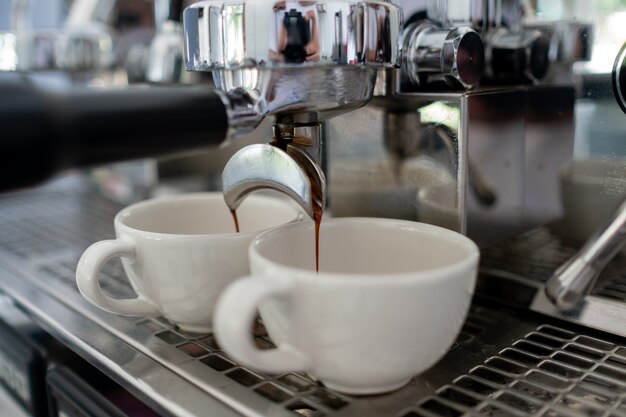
left=214, top=218, right=479, bottom=395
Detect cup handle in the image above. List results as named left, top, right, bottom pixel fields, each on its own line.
left=214, top=276, right=313, bottom=374
left=76, top=236, right=160, bottom=317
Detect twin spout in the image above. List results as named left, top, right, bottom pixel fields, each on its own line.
left=222, top=118, right=326, bottom=219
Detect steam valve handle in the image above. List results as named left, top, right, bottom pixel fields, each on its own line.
left=485, top=28, right=550, bottom=83
left=402, top=22, right=485, bottom=89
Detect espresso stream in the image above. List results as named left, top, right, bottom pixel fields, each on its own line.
left=230, top=203, right=323, bottom=273
left=230, top=209, right=240, bottom=233
left=313, top=202, right=322, bottom=273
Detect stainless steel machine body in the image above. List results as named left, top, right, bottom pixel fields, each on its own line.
left=324, top=0, right=586, bottom=247
left=327, top=84, right=575, bottom=247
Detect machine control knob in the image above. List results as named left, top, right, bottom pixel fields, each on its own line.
left=485, top=28, right=550, bottom=83
left=402, top=22, right=485, bottom=89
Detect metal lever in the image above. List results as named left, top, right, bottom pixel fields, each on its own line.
left=545, top=198, right=626, bottom=310
left=402, top=22, right=484, bottom=89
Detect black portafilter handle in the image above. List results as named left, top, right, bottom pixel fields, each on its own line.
left=0, top=73, right=229, bottom=192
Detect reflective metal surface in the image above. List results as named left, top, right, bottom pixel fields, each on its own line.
left=426, top=0, right=524, bottom=30
left=183, top=0, right=402, bottom=70
left=1, top=1, right=626, bottom=415
left=0, top=27, right=115, bottom=72
left=327, top=85, right=575, bottom=247
left=213, top=65, right=378, bottom=121
left=183, top=0, right=403, bottom=218
left=526, top=20, right=592, bottom=85
left=146, top=20, right=185, bottom=83
left=546, top=198, right=626, bottom=311
left=183, top=0, right=401, bottom=121
left=222, top=143, right=326, bottom=218
left=64, top=0, right=116, bottom=29
left=483, top=27, right=550, bottom=83
left=480, top=227, right=626, bottom=338
left=0, top=0, right=116, bottom=73
left=401, top=22, right=484, bottom=89
left=147, top=0, right=200, bottom=84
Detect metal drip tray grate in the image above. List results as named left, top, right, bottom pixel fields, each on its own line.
left=135, top=319, right=352, bottom=416
left=35, top=253, right=498, bottom=417
left=481, top=228, right=626, bottom=303
left=403, top=324, right=626, bottom=417
left=0, top=175, right=625, bottom=417
left=0, top=176, right=119, bottom=260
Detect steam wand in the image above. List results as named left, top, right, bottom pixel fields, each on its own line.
left=546, top=198, right=626, bottom=310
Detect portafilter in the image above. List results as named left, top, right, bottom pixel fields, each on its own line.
left=183, top=0, right=401, bottom=218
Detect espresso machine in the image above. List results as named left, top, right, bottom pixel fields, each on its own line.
left=1, top=1, right=626, bottom=417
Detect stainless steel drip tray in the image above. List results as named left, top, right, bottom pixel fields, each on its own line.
left=1, top=176, right=626, bottom=417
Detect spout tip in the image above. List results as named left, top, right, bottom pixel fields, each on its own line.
left=222, top=144, right=325, bottom=219
left=544, top=257, right=600, bottom=311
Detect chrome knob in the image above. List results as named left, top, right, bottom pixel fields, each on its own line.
left=183, top=0, right=401, bottom=71
left=402, top=22, right=485, bottom=89
left=485, top=28, right=550, bottom=83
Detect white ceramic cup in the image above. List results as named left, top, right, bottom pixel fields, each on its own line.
left=76, top=193, right=301, bottom=333
left=214, top=218, right=479, bottom=395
